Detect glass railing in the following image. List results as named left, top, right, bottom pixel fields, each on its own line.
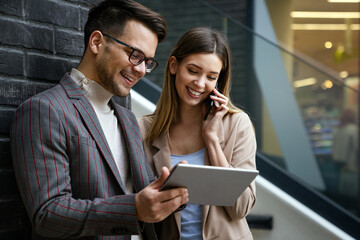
left=137, top=0, right=359, bottom=221
left=251, top=19, right=359, bottom=218
left=291, top=54, right=359, bottom=216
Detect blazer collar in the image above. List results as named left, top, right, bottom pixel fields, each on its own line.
left=152, top=132, right=173, bottom=176
left=60, top=73, right=85, bottom=100
left=111, top=101, right=151, bottom=192
left=60, top=74, right=126, bottom=192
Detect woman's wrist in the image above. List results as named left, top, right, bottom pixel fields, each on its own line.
left=203, top=132, right=219, bottom=146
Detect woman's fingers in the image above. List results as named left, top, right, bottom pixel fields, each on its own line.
left=211, top=89, right=228, bottom=107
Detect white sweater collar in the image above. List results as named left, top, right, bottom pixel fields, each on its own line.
left=70, top=68, right=113, bottom=112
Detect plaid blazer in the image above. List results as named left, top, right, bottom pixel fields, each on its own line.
left=10, top=73, right=157, bottom=240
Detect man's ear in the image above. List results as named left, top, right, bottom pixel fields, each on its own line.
left=169, top=56, right=178, bottom=74
left=88, top=31, right=103, bottom=54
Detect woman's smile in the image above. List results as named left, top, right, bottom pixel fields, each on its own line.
left=187, top=86, right=203, bottom=98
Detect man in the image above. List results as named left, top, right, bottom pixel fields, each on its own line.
left=10, top=0, right=188, bottom=239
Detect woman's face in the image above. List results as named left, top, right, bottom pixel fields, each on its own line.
left=170, top=53, right=222, bottom=108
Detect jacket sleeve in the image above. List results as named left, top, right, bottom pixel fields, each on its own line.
left=223, top=112, right=257, bottom=220
left=10, top=96, right=141, bottom=238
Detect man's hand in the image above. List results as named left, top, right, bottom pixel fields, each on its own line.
left=135, top=166, right=189, bottom=223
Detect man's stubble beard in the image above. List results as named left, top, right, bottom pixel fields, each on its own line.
left=96, top=60, right=130, bottom=98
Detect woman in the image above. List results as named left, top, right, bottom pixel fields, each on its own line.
left=139, top=27, right=257, bottom=240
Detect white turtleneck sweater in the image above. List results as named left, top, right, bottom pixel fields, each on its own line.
left=70, top=69, right=141, bottom=239
left=70, top=68, right=136, bottom=190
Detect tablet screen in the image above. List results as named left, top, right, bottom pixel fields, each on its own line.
left=161, top=164, right=258, bottom=206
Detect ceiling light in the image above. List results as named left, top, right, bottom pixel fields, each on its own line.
left=328, top=0, right=360, bottom=2
left=291, top=11, right=360, bottom=18
left=294, top=78, right=317, bottom=88
left=321, top=80, right=333, bottom=90
left=340, top=71, right=349, bottom=78
left=291, top=24, right=360, bottom=30
left=325, top=41, right=333, bottom=48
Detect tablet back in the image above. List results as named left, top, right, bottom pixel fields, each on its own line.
left=161, top=164, right=259, bottom=206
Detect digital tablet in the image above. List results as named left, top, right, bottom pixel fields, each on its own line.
left=160, top=164, right=259, bottom=206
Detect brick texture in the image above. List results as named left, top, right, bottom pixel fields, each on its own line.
left=0, top=0, right=23, bottom=16
left=0, top=0, right=100, bottom=238
left=0, top=49, right=24, bottom=76
left=26, top=0, right=81, bottom=29
left=0, top=19, right=53, bottom=51
left=27, top=53, right=79, bottom=81
left=0, top=0, right=252, bottom=238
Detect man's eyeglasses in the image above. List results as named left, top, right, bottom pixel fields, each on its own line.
left=102, top=33, right=158, bottom=73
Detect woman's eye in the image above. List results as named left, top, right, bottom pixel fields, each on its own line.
left=208, top=76, right=217, bottom=80
left=188, top=69, right=197, bottom=74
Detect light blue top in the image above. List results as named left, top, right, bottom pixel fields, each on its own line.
left=171, top=148, right=205, bottom=240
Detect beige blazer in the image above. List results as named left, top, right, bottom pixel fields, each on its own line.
left=138, top=112, right=257, bottom=240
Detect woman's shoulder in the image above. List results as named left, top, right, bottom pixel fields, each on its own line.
left=137, top=115, right=155, bottom=137
left=138, top=114, right=154, bottom=125
left=221, top=111, right=256, bottom=146
left=223, top=111, right=252, bottom=127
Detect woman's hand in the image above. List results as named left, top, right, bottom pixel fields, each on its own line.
left=202, top=88, right=229, bottom=143
left=202, top=88, right=230, bottom=167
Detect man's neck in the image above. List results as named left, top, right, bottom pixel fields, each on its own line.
left=76, top=49, right=101, bottom=85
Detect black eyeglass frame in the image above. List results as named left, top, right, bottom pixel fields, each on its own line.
left=102, top=33, right=158, bottom=73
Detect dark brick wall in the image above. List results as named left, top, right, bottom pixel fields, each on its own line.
left=0, top=0, right=100, bottom=238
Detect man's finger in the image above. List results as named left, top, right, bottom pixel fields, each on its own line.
left=169, top=160, right=188, bottom=173
left=159, top=193, right=189, bottom=215
left=149, top=167, right=170, bottom=189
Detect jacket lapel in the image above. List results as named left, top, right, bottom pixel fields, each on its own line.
left=60, top=74, right=125, bottom=192
left=150, top=132, right=182, bottom=234
left=152, top=133, right=173, bottom=176
left=111, top=100, right=151, bottom=192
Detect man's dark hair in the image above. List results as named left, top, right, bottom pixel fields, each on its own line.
left=84, top=0, right=167, bottom=48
